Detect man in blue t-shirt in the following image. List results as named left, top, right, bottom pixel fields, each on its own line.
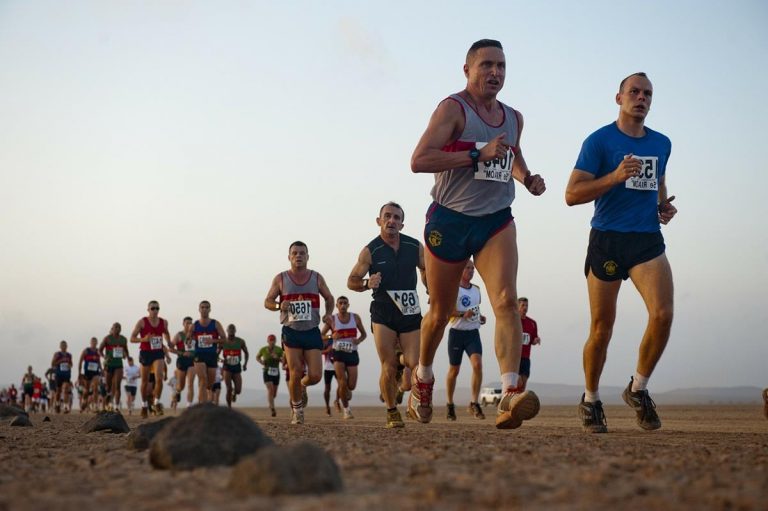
left=565, top=72, right=678, bottom=434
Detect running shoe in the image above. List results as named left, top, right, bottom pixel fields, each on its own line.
left=578, top=395, right=608, bottom=433
left=140, top=406, right=148, bottom=419
left=407, top=372, right=434, bottom=423
left=325, top=406, right=331, bottom=416
left=290, top=407, right=304, bottom=425
left=446, top=403, right=457, bottom=421
left=469, top=402, right=485, bottom=420
left=270, top=407, right=276, bottom=417
left=386, top=408, right=405, bottom=428
left=154, top=402, right=164, bottom=416
left=334, top=399, right=341, bottom=413
left=343, top=408, right=354, bottom=420
left=495, top=389, right=540, bottom=429
left=622, top=378, right=661, bottom=430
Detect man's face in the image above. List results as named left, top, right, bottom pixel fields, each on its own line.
left=90, top=338, right=98, bottom=349
left=148, top=302, right=160, bottom=318
left=518, top=300, right=528, bottom=315
left=60, top=341, right=67, bottom=352
left=288, top=245, right=308, bottom=269
left=376, top=205, right=404, bottom=236
left=462, top=260, right=475, bottom=281
left=200, top=302, right=211, bottom=318
left=111, top=323, right=121, bottom=336
left=227, top=325, right=236, bottom=338
left=617, top=75, right=653, bottom=120
left=267, top=336, right=276, bottom=347
left=464, top=47, right=506, bottom=97
left=336, top=298, right=349, bottom=314
left=183, top=318, right=192, bottom=330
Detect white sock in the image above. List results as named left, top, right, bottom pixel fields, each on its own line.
left=584, top=390, right=600, bottom=403
left=631, top=373, right=649, bottom=392
left=501, top=372, right=519, bottom=392
left=416, top=365, right=433, bottom=381
left=141, top=399, right=147, bottom=408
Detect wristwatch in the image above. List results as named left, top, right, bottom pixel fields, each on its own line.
left=469, top=148, right=481, bottom=171
left=362, top=278, right=369, bottom=290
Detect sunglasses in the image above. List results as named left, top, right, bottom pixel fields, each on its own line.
left=150, top=307, right=160, bottom=311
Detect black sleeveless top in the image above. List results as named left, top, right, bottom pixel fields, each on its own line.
left=366, top=234, right=420, bottom=305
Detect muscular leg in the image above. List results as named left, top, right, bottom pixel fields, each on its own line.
left=300, top=350, right=322, bottom=387
left=323, top=379, right=331, bottom=410
left=223, top=370, right=233, bottom=408
left=152, top=359, right=165, bottom=402
left=265, top=381, right=276, bottom=410
left=206, top=367, right=217, bottom=402
left=186, top=369, right=195, bottom=404
left=468, top=353, right=483, bottom=402
left=113, top=368, right=123, bottom=408
left=629, top=254, right=674, bottom=378
left=372, top=323, right=401, bottom=409
left=446, top=365, right=460, bottom=405
left=583, top=270, right=621, bottom=392
left=285, top=347, right=305, bottom=404
left=335, top=362, right=349, bottom=408
left=420, top=254, right=466, bottom=366
left=233, top=373, right=242, bottom=397
left=195, top=362, right=209, bottom=403
left=473, top=223, right=521, bottom=382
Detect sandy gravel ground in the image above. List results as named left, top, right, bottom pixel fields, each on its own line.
left=1, top=404, right=766, bottom=511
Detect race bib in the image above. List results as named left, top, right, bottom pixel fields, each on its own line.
left=474, top=143, right=513, bottom=183
left=336, top=341, right=354, bottom=353
left=112, top=347, right=124, bottom=359
left=468, top=305, right=481, bottom=322
left=226, top=355, right=240, bottom=366
left=522, top=333, right=531, bottom=346
left=59, top=362, right=70, bottom=372
left=387, top=290, right=421, bottom=316
left=625, top=156, right=658, bottom=191
left=87, top=362, right=99, bottom=372
left=267, top=367, right=279, bottom=376
left=197, top=335, right=213, bottom=349
left=184, top=338, right=196, bottom=351
left=288, top=300, right=312, bottom=322
left=150, top=336, right=163, bottom=350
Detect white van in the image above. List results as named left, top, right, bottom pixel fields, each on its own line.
left=479, top=385, right=502, bottom=406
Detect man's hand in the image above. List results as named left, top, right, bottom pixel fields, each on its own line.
left=524, top=173, right=546, bottom=196
left=479, top=133, right=509, bottom=161
left=614, top=154, right=643, bottom=184
left=368, top=272, right=382, bottom=290
left=658, top=195, right=677, bottom=225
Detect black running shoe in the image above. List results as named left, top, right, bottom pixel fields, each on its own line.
left=578, top=394, right=607, bottom=433
left=446, top=403, right=457, bottom=421
left=622, top=378, right=661, bottom=430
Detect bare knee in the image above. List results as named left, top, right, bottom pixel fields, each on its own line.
left=446, top=366, right=460, bottom=379
left=650, top=305, right=674, bottom=330
left=491, top=289, right=520, bottom=319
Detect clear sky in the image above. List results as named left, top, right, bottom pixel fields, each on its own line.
left=1, top=1, right=766, bottom=395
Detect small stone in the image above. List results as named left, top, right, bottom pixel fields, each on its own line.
left=81, top=411, right=131, bottom=434
left=127, top=417, right=175, bottom=451
left=229, top=442, right=343, bottom=496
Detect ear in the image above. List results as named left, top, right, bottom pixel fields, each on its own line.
left=376, top=216, right=382, bottom=227
left=615, top=92, right=622, bottom=105
left=463, top=63, right=469, bottom=78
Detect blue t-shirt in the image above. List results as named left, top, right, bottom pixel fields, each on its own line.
left=575, top=122, right=671, bottom=233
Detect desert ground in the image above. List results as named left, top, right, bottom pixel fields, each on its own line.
left=1, top=404, right=766, bottom=511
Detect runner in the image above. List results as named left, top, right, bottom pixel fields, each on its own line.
left=32, top=377, right=43, bottom=413
left=445, top=259, right=487, bottom=420
left=517, top=297, right=541, bottom=391
left=348, top=202, right=425, bottom=428
left=320, top=333, right=337, bottom=416
left=565, top=72, right=676, bottom=433
left=44, top=367, right=57, bottom=412
left=221, top=324, right=249, bottom=408
left=21, top=366, right=36, bottom=412
left=264, top=240, right=334, bottom=425
left=51, top=341, right=73, bottom=413
left=99, top=322, right=128, bottom=411
left=170, top=316, right=196, bottom=409
left=123, top=356, right=140, bottom=414
left=166, top=374, right=178, bottom=410
left=321, top=296, right=367, bottom=420
left=78, top=338, right=102, bottom=412
left=256, top=334, right=284, bottom=417
left=190, top=301, right=226, bottom=404
left=129, top=300, right=172, bottom=418
left=410, top=39, right=545, bottom=428
left=9, top=384, right=18, bottom=405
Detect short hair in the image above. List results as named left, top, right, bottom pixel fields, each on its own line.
left=379, top=201, right=405, bottom=221
left=619, top=72, right=648, bottom=92
left=183, top=316, right=193, bottom=322
left=200, top=300, right=210, bottom=307
left=337, top=295, right=349, bottom=302
left=147, top=300, right=159, bottom=307
left=518, top=297, right=528, bottom=303
left=466, top=39, right=503, bottom=63
left=289, top=241, right=307, bottom=252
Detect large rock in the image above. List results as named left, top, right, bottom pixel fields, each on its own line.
left=10, top=415, right=33, bottom=427
left=0, top=404, right=28, bottom=419
left=81, top=411, right=131, bottom=433
left=127, top=417, right=176, bottom=451
left=149, top=403, right=272, bottom=470
left=229, top=442, right=343, bottom=496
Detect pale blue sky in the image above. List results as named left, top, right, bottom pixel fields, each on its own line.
left=1, top=1, right=766, bottom=395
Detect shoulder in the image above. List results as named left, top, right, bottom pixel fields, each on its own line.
left=645, top=126, right=672, bottom=148
left=400, top=234, right=421, bottom=249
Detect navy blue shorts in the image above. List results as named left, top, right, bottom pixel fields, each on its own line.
left=56, top=373, right=71, bottom=386
left=263, top=371, right=280, bottom=385
left=332, top=350, right=360, bottom=367
left=447, top=328, right=483, bottom=366
left=424, top=202, right=513, bottom=263
left=370, top=301, right=422, bottom=334
left=282, top=326, right=323, bottom=351
left=585, top=228, right=665, bottom=281
left=139, top=350, right=164, bottom=367
left=124, top=385, right=137, bottom=396
left=223, top=363, right=242, bottom=374
left=176, top=356, right=194, bottom=371
left=519, top=357, right=531, bottom=377
left=194, top=351, right=218, bottom=368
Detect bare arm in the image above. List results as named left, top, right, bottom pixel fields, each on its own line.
left=264, top=274, right=285, bottom=312
left=98, top=338, right=107, bottom=358
left=214, top=321, right=227, bottom=344
left=317, top=273, right=334, bottom=326
left=353, top=313, right=367, bottom=345
left=78, top=350, right=85, bottom=375
left=129, top=319, right=144, bottom=344
left=565, top=155, right=643, bottom=206
left=241, top=340, right=249, bottom=369
left=348, top=246, right=374, bottom=291
left=657, top=176, right=677, bottom=225
left=417, top=244, right=427, bottom=288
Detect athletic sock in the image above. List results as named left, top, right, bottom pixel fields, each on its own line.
left=585, top=390, right=600, bottom=403
left=631, top=373, right=650, bottom=393
left=416, top=365, right=433, bottom=381
left=387, top=407, right=397, bottom=413
left=291, top=401, right=302, bottom=409
left=501, top=372, right=519, bottom=392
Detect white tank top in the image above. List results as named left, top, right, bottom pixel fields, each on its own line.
left=332, top=313, right=359, bottom=352
left=451, top=284, right=482, bottom=331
